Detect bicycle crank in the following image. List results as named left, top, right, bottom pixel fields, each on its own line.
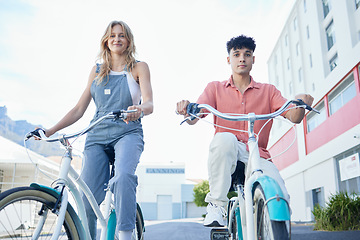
left=210, top=227, right=230, bottom=240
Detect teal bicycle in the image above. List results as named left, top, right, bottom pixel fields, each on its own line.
left=183, top=99, right=318, bottom=240
left=0, top=110, right=144, bottom=240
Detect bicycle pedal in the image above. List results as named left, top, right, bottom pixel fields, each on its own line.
left=210, top=227, right=229, bottom=240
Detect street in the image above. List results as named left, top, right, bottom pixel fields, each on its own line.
left=143, top=218, right=360, bottom=240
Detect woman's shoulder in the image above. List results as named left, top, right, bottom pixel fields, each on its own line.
left=134, top=61, right=149, bottom=70
left=132, top=61, right=149, bottom=76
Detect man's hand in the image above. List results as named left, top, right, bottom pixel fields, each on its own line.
left=176, top=100, right=190, bottom=116
left=176, top=100, right=200, bottom=125
left=295, top=93, right=314, bottom=107
left=286, top=93, right=314, bottom=124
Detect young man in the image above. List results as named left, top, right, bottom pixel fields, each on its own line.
left=176, top=35, right=314, bottom=227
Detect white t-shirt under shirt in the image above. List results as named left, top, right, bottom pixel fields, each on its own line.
left=109, top=70, right=141, bottom=105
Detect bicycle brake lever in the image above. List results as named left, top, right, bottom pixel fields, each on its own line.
left=180, top=117, right=191, bottom=125
left=295, top=99, right=320, bottom=114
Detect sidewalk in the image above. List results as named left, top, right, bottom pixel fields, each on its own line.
left=292, top=223, right=360, bottom=240
left=143, top=219, right=360, bottom=240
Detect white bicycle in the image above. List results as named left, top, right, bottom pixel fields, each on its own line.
left=182, top=99, right=319, bottom=240
left=0, top=109, right=145, bottom=240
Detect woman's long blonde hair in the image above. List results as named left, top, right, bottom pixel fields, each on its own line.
left=96, top=20, right=136, bottom=84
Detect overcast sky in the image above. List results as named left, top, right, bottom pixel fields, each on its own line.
left=0, top=0, right=295, bottom=179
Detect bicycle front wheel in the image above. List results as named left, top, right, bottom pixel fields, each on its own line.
left=253, top=185, right=289, bottom=240
left=227, top=199, right=240, bottom=240
left=132, top=203, right=144, bottom=240
left=0, top=186, right=82, bottom=239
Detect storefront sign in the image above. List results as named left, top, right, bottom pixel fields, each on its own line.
left=339, top=153, right=360, bottom=181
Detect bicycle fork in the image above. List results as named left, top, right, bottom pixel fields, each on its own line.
left=33, top=146, right=73, bottom=240
left=100, top=187, right=116, bottom=240
left=229, top=184, right=246, bottom=240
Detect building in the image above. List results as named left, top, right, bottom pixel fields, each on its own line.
left=136, top=162, right=206, bottom=220
left=267, top=0, right=360, bottom=222
left=0, top=136, right=59, bottom=193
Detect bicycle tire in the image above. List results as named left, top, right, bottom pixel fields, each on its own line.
left=0, top=186, right=82, bottom=240
left=133, top=203, right=144, bottom=240
left=253, top=184, right=290, bottom=240
left=226, top=199, right=237, bottom=240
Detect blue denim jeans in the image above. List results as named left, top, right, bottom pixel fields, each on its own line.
left=81, top=132, right=144, bottom=239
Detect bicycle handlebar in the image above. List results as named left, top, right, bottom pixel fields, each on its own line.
left=25, top=109, right=138, bottom=142
left=182, top=99, right=319, bottom=124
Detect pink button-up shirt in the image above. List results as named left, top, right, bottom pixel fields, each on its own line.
left=197, top=76, right=287, bottom=159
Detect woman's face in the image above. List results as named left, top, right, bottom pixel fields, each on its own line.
left=107, top=24, right=129, bottom=55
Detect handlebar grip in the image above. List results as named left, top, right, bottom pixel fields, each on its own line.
left=294, top=99, right=320, bottom=114
left=25, top=128, right=46, bottom=141
left=186, top=103, right=200, bottom=117
left=112, top=109, right=140, bottom=121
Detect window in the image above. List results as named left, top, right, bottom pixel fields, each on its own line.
left=287, top=58, right=291, bottom=70
left=328, top=73, right=356, bottom=115
left=322, top=0, right=331, bottom=18
left=356, top=0, right=360, bottom=10
left=285, top=34, right=288, bottom=46
left=0, top=169, right=3, bottom=193
left=296, top=42, right=300, bottom=56
left=306, top=101, right=326, bottom=132
left=289, top=82, right=293, bottom=95
left=304, top=0, right=307, bottom=12
left=306, top=25, right=310, bottom=39
left=309, top=54, right=313, bottom=68
left=326, top=20, right=336, bottom=50
left=298, top=68, right=303, bottom=83
left=293, top=17, right=298, bottom=31
left=329, top=53, right=338, bottom=71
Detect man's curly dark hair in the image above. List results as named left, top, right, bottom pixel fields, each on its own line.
left=226, top=35, right=256, bottom=54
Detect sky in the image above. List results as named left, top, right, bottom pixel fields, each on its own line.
left=0, top=0, right=295, bottom=179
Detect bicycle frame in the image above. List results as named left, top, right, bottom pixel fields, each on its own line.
left=220, top=114, right=290, bottom=240
left=32, top=143, right=114, bottom=240
left=26, top=110, right=138, bottom=240
left=186, top=100, right=317, bottom=240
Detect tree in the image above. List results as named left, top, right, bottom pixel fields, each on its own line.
left=193, top=180, right=209, bottom=207
left=193, top=180, right=238, bottom=207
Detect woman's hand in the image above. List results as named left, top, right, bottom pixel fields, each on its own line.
left=32, top=127, right=51, bottom=140
left=124, top=105, right=143, bottom=124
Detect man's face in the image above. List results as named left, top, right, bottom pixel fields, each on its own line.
left=227, top=47, right=255, bottom=76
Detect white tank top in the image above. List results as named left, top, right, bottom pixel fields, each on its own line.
left=109, top=70, right=141, bottom=105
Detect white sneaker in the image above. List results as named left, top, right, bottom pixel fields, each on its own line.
left=203, top=202, right=227, bottom=227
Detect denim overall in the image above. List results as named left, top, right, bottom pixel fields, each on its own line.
left=81, top=64, right=144, bottom=239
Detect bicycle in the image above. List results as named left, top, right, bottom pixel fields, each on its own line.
left=181, top=99, right=319, bottom=240
left=0, top=109, right=145, bottom=240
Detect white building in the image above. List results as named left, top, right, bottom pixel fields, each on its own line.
left=0, top=136, right=59, bottom=193
left=136, top=162, right=206, bottom=220
left=267, top=0, right=360, bottom=222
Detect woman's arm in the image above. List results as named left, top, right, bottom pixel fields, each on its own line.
left=125, top=62, right=153, bottom=123
left=45, top=66, right=95, bottom=137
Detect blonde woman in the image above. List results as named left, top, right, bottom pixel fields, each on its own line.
left=44, top=20, right=153, bottom=240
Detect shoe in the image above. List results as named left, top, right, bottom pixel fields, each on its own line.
left=203, top=202, right=227, bottom=227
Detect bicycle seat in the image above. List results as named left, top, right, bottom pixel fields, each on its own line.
left=104, top=146, right=115, bottom=178
left=229, top=161, right=245, bottom=192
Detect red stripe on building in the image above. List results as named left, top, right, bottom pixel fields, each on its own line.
left=269, top=127, right=299, bottom=171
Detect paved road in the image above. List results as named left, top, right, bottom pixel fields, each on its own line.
left=291, top=224, right=360, bottom=240
left=143, top=218, right=360, bottom=240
